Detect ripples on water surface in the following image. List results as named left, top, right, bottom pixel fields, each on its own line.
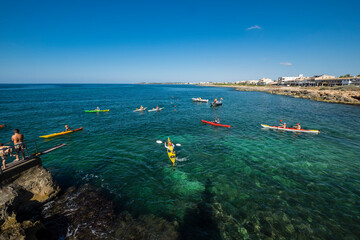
left=1, top=84, right=359, bottom=239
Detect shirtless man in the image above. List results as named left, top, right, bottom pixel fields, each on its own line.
left=11, top=129, right=25, bottom=161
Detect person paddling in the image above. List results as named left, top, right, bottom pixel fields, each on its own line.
left=164, top=139, right=176, bottom=166
left=164, top=139, right=173, bottom=150
left=214, top=118, right=220, bottom=124
left=65, top=125, right=71, bottom=131
left=279, top=119, right=286, bottom=129
left=96, top=106, right=100, bottom=111
left=296, top=123, right=301, bottom=130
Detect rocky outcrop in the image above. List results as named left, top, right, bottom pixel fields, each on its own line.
left=234, top=86, right=360, bottom=105
left=38, top=184, right=178, bottom=240
left=0, top=165, right=59, bottom=240
left=0, top=166, right=178, bottom=240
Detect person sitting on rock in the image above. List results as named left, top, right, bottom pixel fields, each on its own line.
left=0, top=143, right=13, bottom=170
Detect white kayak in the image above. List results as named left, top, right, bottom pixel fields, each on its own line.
left=134, top=107, right=147, bottom=112
left=261, top=124, right=320, bottom=134
left=192, top=98, right=209, bottom=103
left=148, top=107, right=164, bottom=112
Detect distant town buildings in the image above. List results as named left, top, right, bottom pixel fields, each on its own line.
left=258, top=78, right=273, bottom=85
left=277, top=74, right=359, bottom=86
left=195, top=74, right=359, bottom=87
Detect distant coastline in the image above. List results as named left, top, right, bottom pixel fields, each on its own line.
left=138, top=82, right=360, bottom=105
left=201, top=84, right=360, bottom=105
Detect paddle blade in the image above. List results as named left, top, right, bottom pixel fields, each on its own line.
left=156, top=140, right=163, bottom=144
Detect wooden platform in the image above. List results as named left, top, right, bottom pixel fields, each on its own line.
left=0, top=156, right=42, bottom=182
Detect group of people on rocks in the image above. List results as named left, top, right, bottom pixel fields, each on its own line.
left=0, top=129, right=26, bottom=170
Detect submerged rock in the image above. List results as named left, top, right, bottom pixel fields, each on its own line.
left=113, top=212, right=178, bottom=240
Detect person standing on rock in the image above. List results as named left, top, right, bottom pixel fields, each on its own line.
left=11, top=129, right=26, bottom=161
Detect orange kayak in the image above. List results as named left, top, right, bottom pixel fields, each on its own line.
left=0, top=124, right=5, bottom=128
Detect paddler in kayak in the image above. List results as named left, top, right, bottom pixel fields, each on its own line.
left=295, top=123, right=301, bottom=130
left=65, top=125, right=71, bottom=131
left=95, top=106, right=100, bottom=111
left=164, top=138, right=176, bottom=166
left=214, top=118, right=220, bottom=124
left=156, top=105, right=159, bottom=110
left=279, top=119, right=286, bottom=129
left=213, top=98, right=217, bottom=103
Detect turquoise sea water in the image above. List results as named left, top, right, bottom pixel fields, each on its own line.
left=1, top=84, right=359, bottom=239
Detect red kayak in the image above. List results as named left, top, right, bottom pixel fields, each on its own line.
left=0, top=124, right=5, bottom=128
left=202, top=120, right=231, bottom=128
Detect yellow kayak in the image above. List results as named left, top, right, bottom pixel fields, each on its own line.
left=166, top=137, right=176, bottom=166
left=40, top=127, right=84, bottom=138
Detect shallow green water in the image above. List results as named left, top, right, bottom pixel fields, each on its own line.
left=1, top=84, right=359, bottom=239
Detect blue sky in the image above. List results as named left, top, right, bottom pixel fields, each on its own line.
left=0, top=0, right=359, bottom=83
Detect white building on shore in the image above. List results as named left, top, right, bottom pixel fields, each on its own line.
left=314, top=74, right=335, bottom=80
left=278, top=74, right=303, bottom=83
left=258, top=78, right=273, bottom=85
left=247, top=80, right=259, bottom=85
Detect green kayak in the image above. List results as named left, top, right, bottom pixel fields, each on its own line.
left=84, top=109, right=110, bottom=113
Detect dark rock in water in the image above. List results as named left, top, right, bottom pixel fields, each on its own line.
left=0, top=165, right=59, bottom=240
left=39, top=184, right=115, bottom=239
left=113, top=212, right=178, bottom=240
left=1, top=166, right=179, bottom=240
left=39, top=184, right=178, bottom=240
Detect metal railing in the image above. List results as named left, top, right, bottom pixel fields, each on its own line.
left=1, top=140, right=39, bottom=171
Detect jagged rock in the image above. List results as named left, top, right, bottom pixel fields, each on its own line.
left=39, top=184, right=115, bottom=240
left=0, top=166, right=59, bottom=240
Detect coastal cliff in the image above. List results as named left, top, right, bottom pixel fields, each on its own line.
left=0, top=165, right=178, bottom=240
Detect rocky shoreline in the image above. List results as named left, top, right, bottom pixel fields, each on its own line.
left=1, top=164, right=352, bottom=239
left=202, top=85, right=360, bottom=105
left=0, top=165, right=178, bottom=240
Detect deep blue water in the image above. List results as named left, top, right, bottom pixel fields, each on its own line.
left=1, top=84, right=359, bottom=239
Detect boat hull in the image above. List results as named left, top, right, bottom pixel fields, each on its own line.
left=84, top=109, right=109, bottom=112
left=202, top=120, right=231, bottom=128
left=134, top=107, right=147, bottom=112
left=261, top=124, right=319, bottom=133
left=148, top=107, right=164, bottom=112
left=192, top=98, right=209, bottom=103
left=210, top=102, right=222, bottom=107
